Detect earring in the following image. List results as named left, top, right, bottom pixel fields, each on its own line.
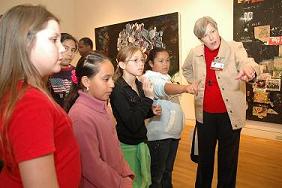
left=86, top=86, right=89, bottom=91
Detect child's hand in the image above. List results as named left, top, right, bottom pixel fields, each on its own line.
left=121, top=176, right=133, bottom=188
left=185, top=80, right=199, bottom=95
left=142, top=77, right=154, bottom=99
left=152, top=103, right=162, bottom=116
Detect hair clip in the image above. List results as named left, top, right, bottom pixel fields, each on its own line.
left=71, top=70, right=78, bottom=84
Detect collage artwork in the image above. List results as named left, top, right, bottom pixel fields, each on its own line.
left=234, top=0, right=282, bottom=124
left=95, top=12, right=179, bottom=77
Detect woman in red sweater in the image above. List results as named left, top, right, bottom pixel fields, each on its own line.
left=182, top=16, right=260, bottom=188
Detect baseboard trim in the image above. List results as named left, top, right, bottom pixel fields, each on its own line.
left=185, top=119, right=282, bottom=141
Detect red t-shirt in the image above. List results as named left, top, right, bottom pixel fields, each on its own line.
left=0, top=85, right=81, bottom=187
left=203, top=45, right=227, bottom=113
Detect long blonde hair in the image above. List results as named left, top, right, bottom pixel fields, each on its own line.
left=0, top=4, right=59, bottom=157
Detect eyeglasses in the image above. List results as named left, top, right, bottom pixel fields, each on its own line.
left=126, top=58, right=145, bottom=64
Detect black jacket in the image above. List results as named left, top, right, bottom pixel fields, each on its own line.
left=110, top=77, right=154, bottom=145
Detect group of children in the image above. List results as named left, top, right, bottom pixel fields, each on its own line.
left=0, top=4, right=197, bottom=188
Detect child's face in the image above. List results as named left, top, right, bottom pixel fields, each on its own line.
left=124, top=50, right=145, bottom=77
left=30, top=20, right=65, bottom=77
left=88, top=60, right=114, bottom=101
left=61, top=39, right=77, bottom=67
left=150, top=51, right=170, bottom=75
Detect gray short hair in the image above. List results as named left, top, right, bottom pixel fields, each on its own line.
left=193, top=16, right=218, bottom=39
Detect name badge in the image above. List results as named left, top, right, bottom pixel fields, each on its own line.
left=210, top=57, right=224, bottom=70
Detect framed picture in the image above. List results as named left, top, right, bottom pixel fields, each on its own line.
left=95, top=12, right=179, bottom=76
left=266, top=79, right=281, bottom=91
left=234, top=0, right=282, bottom=124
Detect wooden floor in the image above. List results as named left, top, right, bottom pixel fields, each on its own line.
left=172, top=125, right=282, bottom=188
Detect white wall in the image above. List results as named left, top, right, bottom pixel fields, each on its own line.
left=1, top=0, right=281, bottom=140
left=0, top=0, right=76, bottom=34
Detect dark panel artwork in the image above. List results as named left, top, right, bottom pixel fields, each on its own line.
left=234, top=0, right=282, bottom=124
left=95, top=12, right=179, bottom=76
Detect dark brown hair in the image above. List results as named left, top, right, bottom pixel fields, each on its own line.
left=145, top=47, right=168, bottom=71
left=64, top=52, right=110, bottom=112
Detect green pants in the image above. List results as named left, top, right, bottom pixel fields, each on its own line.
left=120, top=142, right=151, bottom=188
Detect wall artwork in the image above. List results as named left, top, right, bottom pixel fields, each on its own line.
left=233, top=0, right=282, bottom=124
left=95, top=12, right=179, bottom=76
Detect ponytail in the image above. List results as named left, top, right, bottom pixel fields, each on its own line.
left=63, top=84, right=79, bottom=112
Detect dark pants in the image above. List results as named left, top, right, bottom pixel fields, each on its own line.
left=195, top=112, right=241, bottom=188
left=0, top=160, right=3, bottom=172
left=147, top=138, right=179, bottom=188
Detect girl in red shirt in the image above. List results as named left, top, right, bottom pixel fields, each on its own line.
left=0, top=5, right=81, bottom=188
